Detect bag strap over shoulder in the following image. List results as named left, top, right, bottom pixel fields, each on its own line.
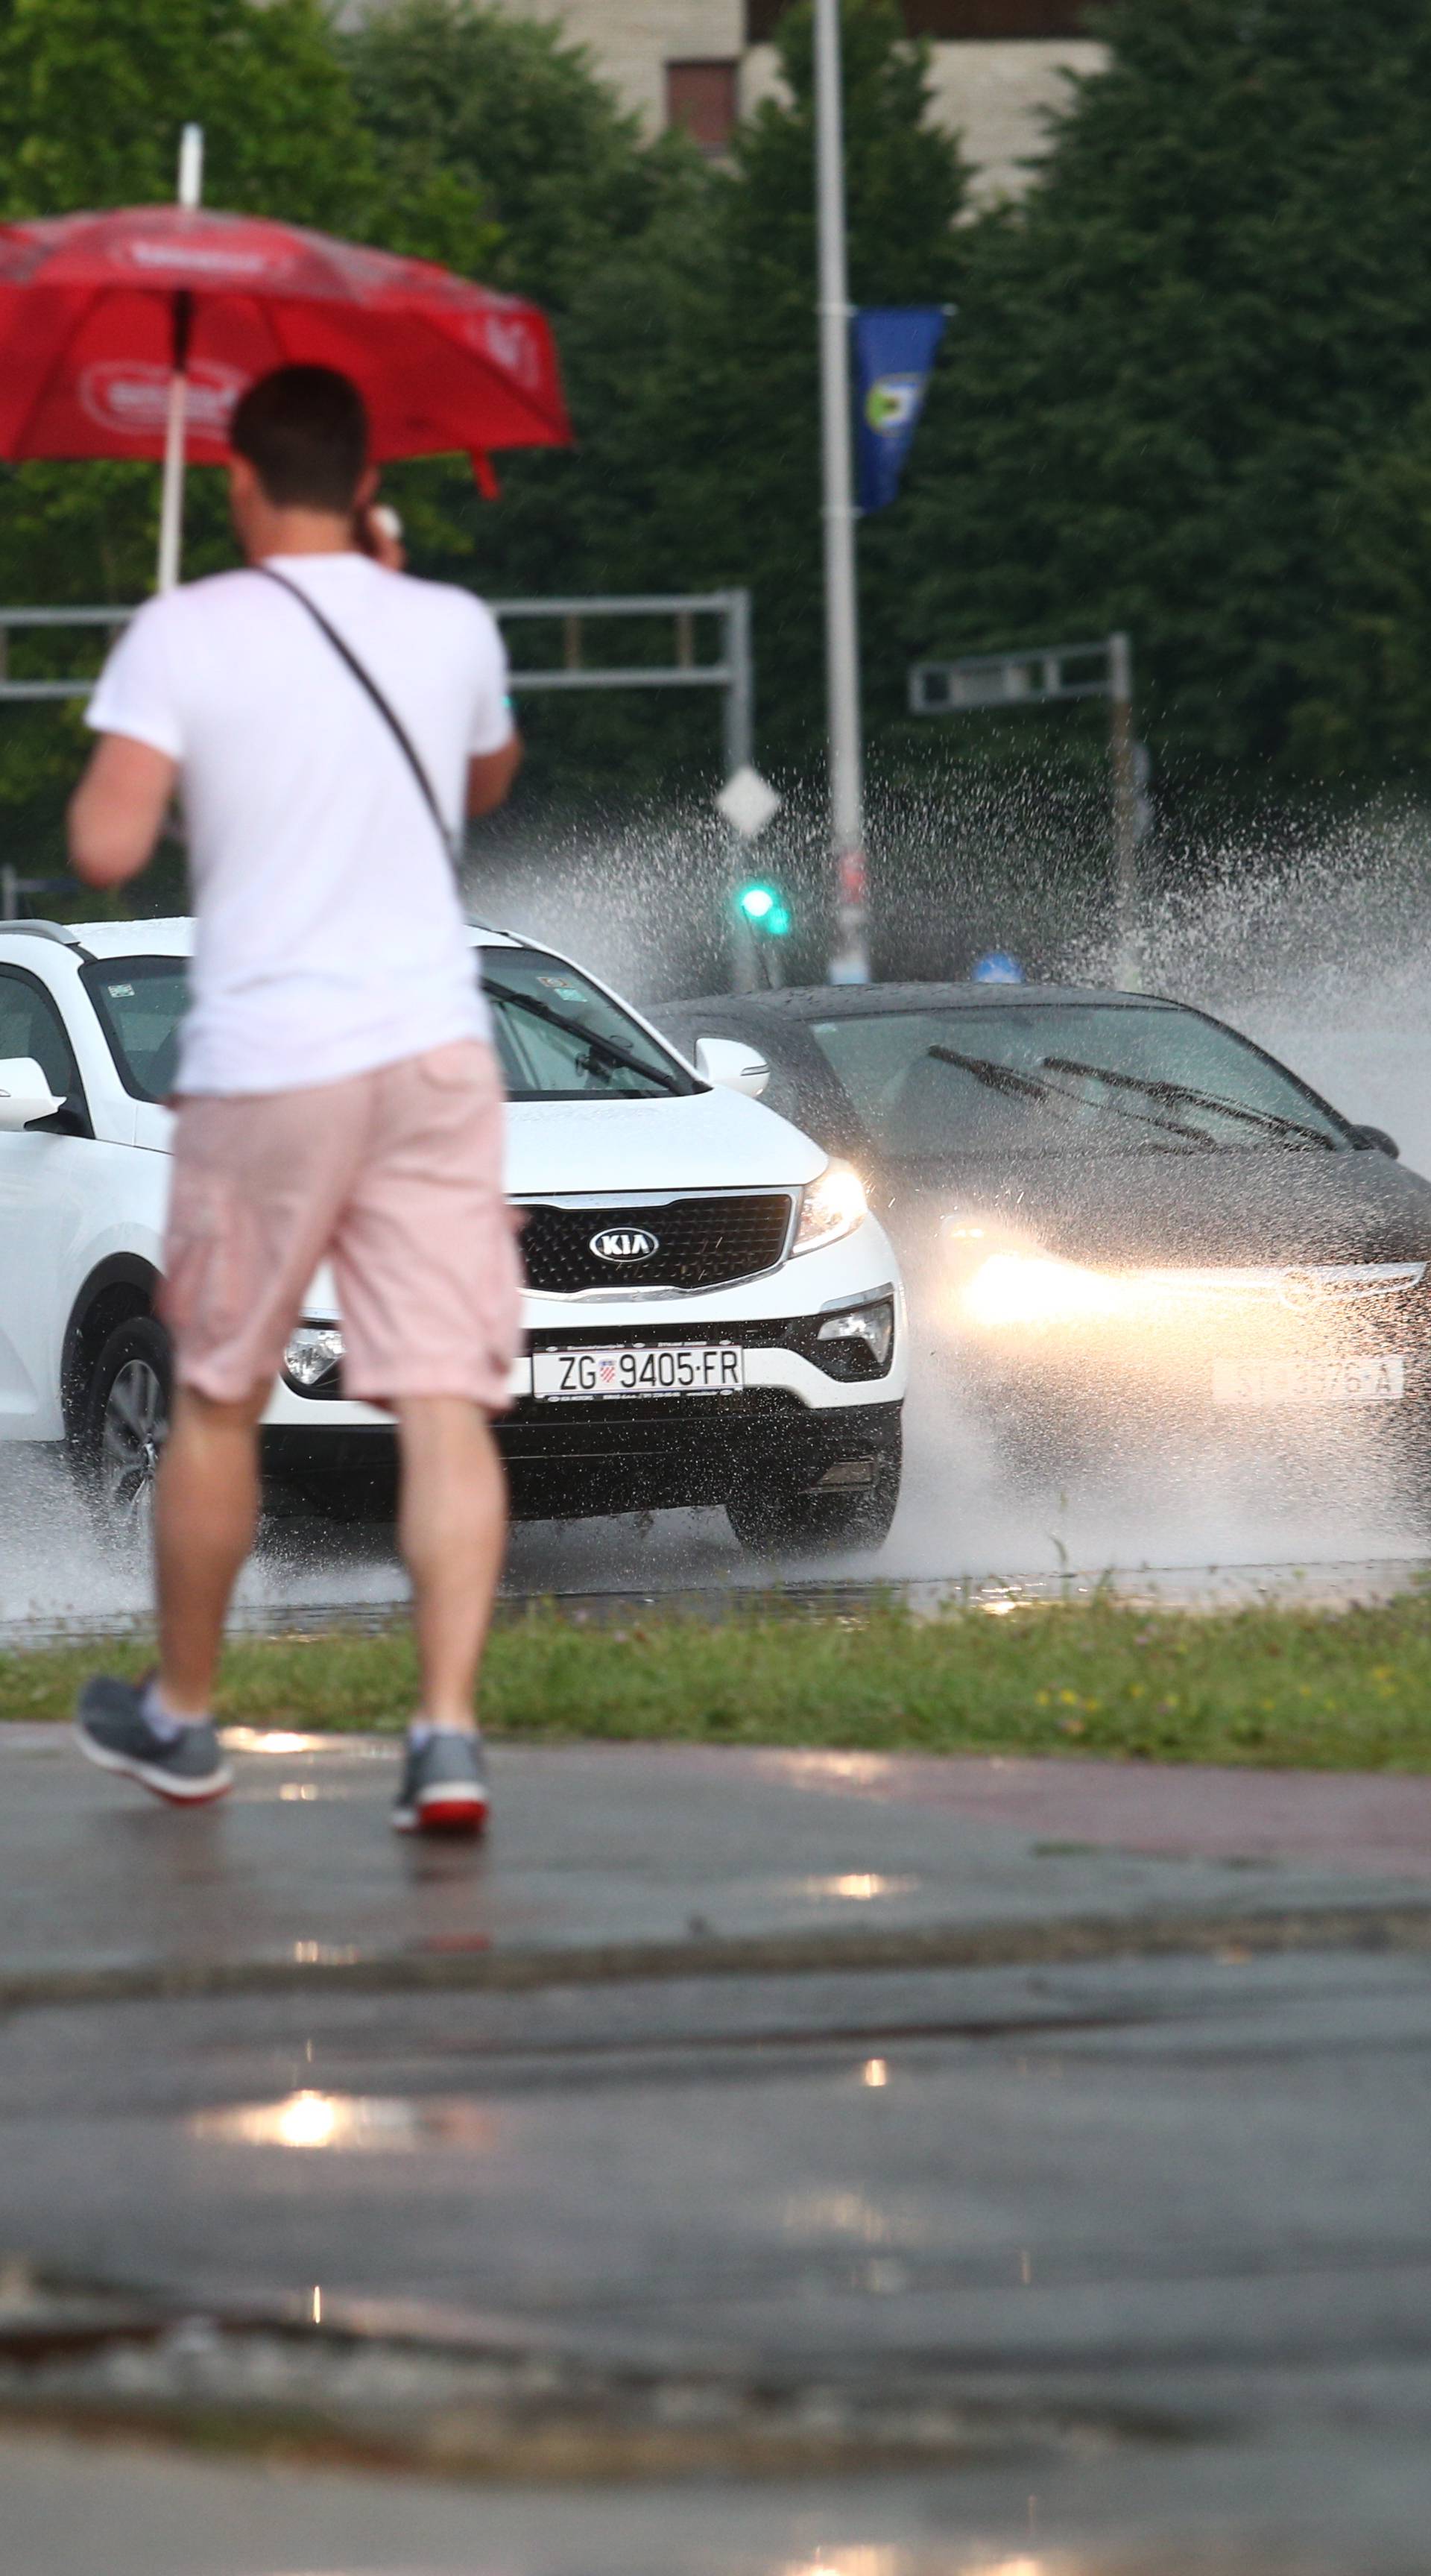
left=254, top=564, right=460, bottom=877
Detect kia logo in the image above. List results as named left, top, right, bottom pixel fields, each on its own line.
left=590, top=1227, right=659, bottom=1263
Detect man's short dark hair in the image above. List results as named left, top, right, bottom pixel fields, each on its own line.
left=229, top=365, right=369, bottom=512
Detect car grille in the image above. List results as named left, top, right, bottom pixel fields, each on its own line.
left=517, top=1193, right=795, bottom=1295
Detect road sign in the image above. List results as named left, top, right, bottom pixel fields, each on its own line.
left=717, top=764, right=782, bottom=841
left=908, top=640, right=1115, bottom=716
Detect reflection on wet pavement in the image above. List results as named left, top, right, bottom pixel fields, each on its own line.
left=189, top=2089, right=502, bottom=2153
left=796, top=1875, right=920, bottom=1903
left=11, top=1937, right=1431, bottom=2569
left=224, top=1729, right=335, bottom=1755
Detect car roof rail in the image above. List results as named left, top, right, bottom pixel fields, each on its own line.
left=0, top=920, right=83, bottom=946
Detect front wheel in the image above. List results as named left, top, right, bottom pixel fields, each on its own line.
left=72, top=1315, right=171, bottom=1539
left=726, top=1425, right=902, bottom=1558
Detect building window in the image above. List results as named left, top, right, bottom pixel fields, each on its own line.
left=666, top=59, right=739, bottom=157
left=748, top=1, right=1090, bottom=34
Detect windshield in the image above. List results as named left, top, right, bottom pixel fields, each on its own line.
left=483, top=953, right=691, bottom=1100
left=83, top=949, right=692, bottom=1106
left=804, top=1003, right=1351, bottom=1158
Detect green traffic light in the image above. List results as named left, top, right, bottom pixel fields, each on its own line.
left=736, top=882, right=779, bottom=924
left=766, top=905, right=791, bottom=937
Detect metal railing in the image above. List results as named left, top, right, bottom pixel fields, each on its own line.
left=0, top=587, right=754, bottom=774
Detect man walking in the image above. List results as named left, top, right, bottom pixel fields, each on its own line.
left=67, top=364, right=522, bottom=1834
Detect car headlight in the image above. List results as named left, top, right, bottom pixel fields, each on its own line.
left=792, top=1160, right=867, bottom=1255
left=961, top=1253, right=1140, bottom=1330
left=283, top=1322, right=345, bottom=1392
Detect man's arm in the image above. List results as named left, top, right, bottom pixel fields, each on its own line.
left=68, top=733, right=178, bottom=889
left=467, top=732, right=522, bottom=819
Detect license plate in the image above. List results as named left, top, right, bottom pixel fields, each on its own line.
left=532, top=1342, right=745, bottom=1400
left=1212, top=1354, right=1406, bottom=1406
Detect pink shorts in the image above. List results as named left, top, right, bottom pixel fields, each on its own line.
left=160, top=1041, right=523, bottom=1411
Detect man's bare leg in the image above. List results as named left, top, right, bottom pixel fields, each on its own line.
left=157, top=1383, right=268, bottom=1717
left=394, top=1396, right=507, bottom=1731
left=73, top=1380, right=262, bottom=1802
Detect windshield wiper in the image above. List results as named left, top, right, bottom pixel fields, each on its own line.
left=925, top=1045, right=1211, bottom=1148
left=483, top=980, right=683, bottom=1095
left=926, top=1045, right=1052, bottom=1100
left=1040, top=1057, right=1337, bottom=1149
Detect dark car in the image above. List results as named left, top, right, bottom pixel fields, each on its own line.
left=652, top=982, right=1431, bottom=1502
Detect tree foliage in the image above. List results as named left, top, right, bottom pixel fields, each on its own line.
left=1288, top=405, right=1431, bottom=781
left=341, top=0, right=674, bottom=311
left=0, top=0, right=964, bottom=859
left=616, top=0, right=965, bottom=779
left=892, top=0, right=1431, bottom=796
left=362, top=0, right=965, bottom=813
left=8, top=0, right=1431, bottom=886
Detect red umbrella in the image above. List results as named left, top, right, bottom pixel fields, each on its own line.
left=0, top=164, right=571, bottom=586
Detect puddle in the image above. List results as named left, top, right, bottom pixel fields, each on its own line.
left=188, top=2089, right=502, bottom=2153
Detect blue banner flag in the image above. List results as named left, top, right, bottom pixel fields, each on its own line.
left=852, top=305, right=947, bottom=513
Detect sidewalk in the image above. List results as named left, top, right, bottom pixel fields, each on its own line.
left=4, top=1726, right=1431, bottom=2572
left=2, top=1726, right=1430, bottom=1997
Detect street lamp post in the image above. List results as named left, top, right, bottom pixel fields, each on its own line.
left=1107, top=629, right=1140, bottom=990
left=814, top=0, right=869, bottom=985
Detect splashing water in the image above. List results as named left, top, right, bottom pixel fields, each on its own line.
left=4, top=796, right=1430, bottom=1635
left=467, top=791, right=1431, bottom=1590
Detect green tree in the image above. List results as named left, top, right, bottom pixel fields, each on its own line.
left=341, top=0, right=674, bottom=312
left=0, top=0, right=967, bottom=881
left=891, top=0, right=1431, bottom=795
left=376, top=0, right=964, bottom=814
left=339, top=0, right=710, bottom=819
left=626, top=0, right=966, bottom=780
left=1286, top=405, right=1431, bottom=780
left=0, top=0, right=367, bottom=226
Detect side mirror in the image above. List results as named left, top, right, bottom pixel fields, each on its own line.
left=695, top=1035, right=771, bottom=1099
left=0, top=1056, right=64, bottom=1132
left=1351, top=1123, right=1400, bottom=1159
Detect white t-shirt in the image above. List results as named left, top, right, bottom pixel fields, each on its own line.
left=86, top=554, right=514, bottom=1094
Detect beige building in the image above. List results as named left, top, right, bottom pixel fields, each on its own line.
left=484, top=1, right=1107, bottom=206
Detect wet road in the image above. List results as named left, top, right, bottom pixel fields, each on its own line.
left=10, top=2417, right=1431, bottom=2575
left=4, top=1731, right=1431, bottom=2569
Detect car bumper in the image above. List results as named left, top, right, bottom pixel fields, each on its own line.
left=942, top=1311, right=1431, bottom=1463
left=262, top=1220, right=907, bottom=1517
left=264, top=1398, right=903, bottom=1522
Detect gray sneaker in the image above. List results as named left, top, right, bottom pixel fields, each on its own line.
left=75, top=1676, right=233, bottom=1807
left=392, top=1730, right=489, bottom=1835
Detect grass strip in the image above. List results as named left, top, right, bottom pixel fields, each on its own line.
left=6, top=1592, right=1431, bottom=1769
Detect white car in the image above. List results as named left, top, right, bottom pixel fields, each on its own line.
left=0, top=918, right=906, bottom=1553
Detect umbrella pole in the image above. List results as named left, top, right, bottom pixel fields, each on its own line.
left=156, top=312, right=189, bottom=594
left=155, top=123, right=203, bottom=593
